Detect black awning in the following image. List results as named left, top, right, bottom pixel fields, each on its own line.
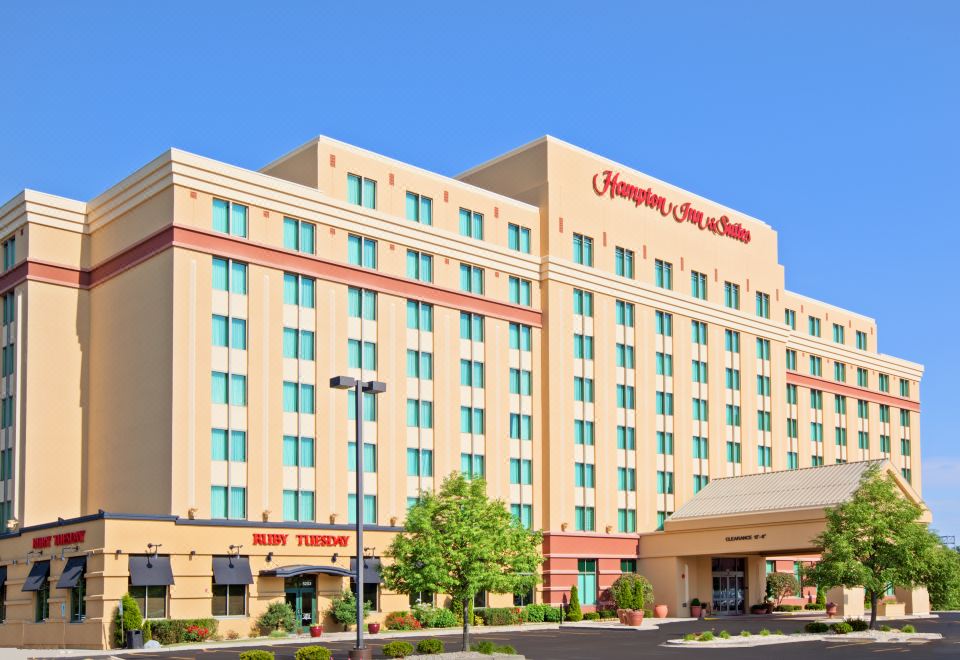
left=56, top=556, right=87, bottom=589
left=259, top=564, right=353, bottom=579
left=0, top=565, right=7, bottom=583
left=22, top=560, right=50, bottom=592
left=350, top=557, right=382, bottom=584
left=129, top=555, right=174, bottom=586
left=213, top=556, right=253, bottom=585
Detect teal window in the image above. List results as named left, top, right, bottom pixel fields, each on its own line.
left=692, top=360, right=708, bottom=384
left=901, top=468, right=911, bottom=483
left=757, top=410, right=772, bottom=432
left=812, top=455, right=824, bottom=467
left=618, top=425, right=636, bottom=450
left=212, top=258, right=247, bottom=294
left=347, top=442, right=377, bottom=472
left=509, top=368, right=532, bottom=395
left=879, top=435, right=891, bottom=453
left=808, top=316, right=821, bottom=337
left=346, top=390, right=377, bottom=421
left=756, top=338, right=771, bottom=360
left=693, top=475, right=710, bottom=493
left=857, top=368, right=868, bottom=387
left=879, top=405, right=890, bottom=423
left=758, top=446, right=772, bottom=467
left=786, top=384, right=798, bottom=404
left=810, top=355, right=822, bottom=376
left=508, top=276, right=532, bottom=306
left=690, top=271, right=707, bottom=300
left=616, top=467, right=636, bottom=491
left=460, top=407, right=485, bottom=434
left=656, top=352, right=673, bottom=376
left=283, top=217, right=315, bottom=254
left=784, top=308, right=796, bottom=330
left=726, top=441, right=742, bottom=463
left=350, top=288, right=378, bottom=320
left=834, top=362, right=846, bottom=382
left=787, top=452, right=799, bottom=469
left=406, top=300, right=432, bottom=330
left=347, top=339, right=377, bottom=370
left=787, top=418, right=798, bottom=438
left=407, top=448, right=434, bottom=476
left=573, top=289, right=594, bottom=317
left=574, top=334, right=595, bottom=359
left=211, top=485, right=246, bottom=520
left=879, top=373, right=890, bottom=392
left=347, top=494, right=377, bottom=524
left=406, top=250, right=434, bottom=282
left=573, top=419, right=595, bottom=445
left=406, top=350, right=433, bottom=380
left=282, top=382, right=298, bottom=412
left=574, top=462, right=595, bottom=488
left=405, top=192, right=433, bottom=224
left=229, top=374, right=246, bottom=406
left=691, top=321, right=707, bottom=345
left=835, top=427, right=848, bottom=446
left=656, top=470, right=674, bottom=494
left=692, top=398, right=708, bottom=421
left=574, top=507, right=595, bottom=532
left=616, top=343, right=635, bottom=368
left=2, top=292, right=14, bottom=325
left=617, top=509, right=637, bottom=533
left=283, top=273, right=315, bottom=307
left=347, top=234, right=377, bottom=269
left=572, top=233, right=594, bottom=266
left=211, top=429, right=228, bottom=461
left=811, top=390, right=823, bottom=410
left=510, top=504, right=533, bottom=529
left=857, top=400, right=869, bottom=419
left=725, top=404, right=741, bottom=426
left=656, top=431, right=674, bottom=454
left=900, top=438, right=910, bottom=456
left=691, top=435, right=707, bottom=458
left=725, top=368, right=740, bottom=390
left=786, top=349, right=797, bottom=370
left=616, top=384, right=635, bottom=409
left=856, top=330, right=868, bottom=350
left=507, top=223, right=531, bottom=253
left=459, top=264, right=484, bottom=294
left=810, top=422, right=824, bottom=442
left=655, top=391, right=674, bottom=415
left=1, top=238, right=15, bottom=272
left=212, top=198, right=247, bottom=237
left=212, top=372, right=228, bottom=404
left=615, top=300, right=634, bottom=326
left=724, top=282, right=740, bottom=309
left=509, top=323, right=532, bottom=351
left=900, top=409, right=911, bottom=427
left=510, top=414, right=533, bottom=440
left=654, top=259, right=672, bottom=289
left=347, top=173, right=376, bottom=209
left=230, top=318, right=247, bottom=350
left=461, top=453, right=485, bottom=479
left=756, top=292, right=770, bottom=319
left=460, top=360, right=484, bottom=387
left=655, top=310, right=672, bottom=336
left=509, top=458, right=532, bottom=485
left=833, top=323, right=845, bottom=344
left=724, top=329, right=740, bottom=353
left=212, top=315, right=229, bottom=347
left=573, top=377, right=594, bottom=402
left=899, top=379, right=910, bottom=397
left=757, top=375, right=771, bottom=396
left=459, top=208, right=484, bottom=239
left=656, top=511, right=668, bottom=531
left=615, top=247, right=634, bottom=278
left=406, top=399, right=434, bottom=428
left=459, top=313, right=484, bottom=341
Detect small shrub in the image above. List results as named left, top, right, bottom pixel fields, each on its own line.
left=567, top=585, right=583, bottom=622
left=495, top=645, right=517, bottom=654
left=294, top=647, right=332, bottom=660
left=112, top=594, right=143, bottom=648
left=805, top=622, right=829, bottom=633
left=774, top=629, right=784, bottom=635
left=239, top=652, right=274, bottom=660
left=699, top=631, right=715, bottom=641
left=719, top=630, right=730, bottom=639
left=268, top=630, right=287, bottom=638
left=609, top=573, right=655, bottom=611
left=643, top=609, right=652, bottom=618
left=412, top=604, right=458, bottom=628
left=416, top=638, right=444, bottom=654
left=804, top=603, right=826, bottom=610
left=328, top=590, right=372, bottom=630
left=524, top=604, right=546, bottom=622
left=542, top=606, right=562, bottom=622
left=472, top=640, right=496, bottom=654
left=880, top=624, right=892, bottom=632
left=584, top=612, right=600, bottom=620
left=740, top=630, right=751, bottom=637
left=477, top=607, right=525, bottom=626
left=774, top=604, right=802, bottom=612
left=683, top=633, right=696, bottom=641
left=845, top=618, right=869, bottom=632
left=598, top=609, right=618, bottom=619
left=383, top=641, right=415, bottom=658
left=226, top=630, right=241, bottom=640
left=902, top=624, right=916, bottom=633
left=759, top=629, right=771, bottom=636
left=831, top=622, right=853, bottom=634
left=385, top=611, right=421, bottom=631
left=257, top=602, right=297, bottom=632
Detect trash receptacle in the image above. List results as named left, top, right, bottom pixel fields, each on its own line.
left=126, top=629, right=144, bottom=649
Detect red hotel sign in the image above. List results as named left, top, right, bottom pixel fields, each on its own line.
left=252, top=533, right=350, bottom=547
left=32, top=530, right=86, bottom=549
left=592, top=170, right=751, bottom=244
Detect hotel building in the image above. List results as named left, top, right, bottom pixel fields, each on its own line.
left=0, top=135, right=926, bottom=647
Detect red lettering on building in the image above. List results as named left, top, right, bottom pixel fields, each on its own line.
left=32, top=529, right=86, bottom=549
left=593, top=170, right=751, bottom=244
left=252, top=533, right=289, bottom=546
left=295, top=534, right=350, bottom=547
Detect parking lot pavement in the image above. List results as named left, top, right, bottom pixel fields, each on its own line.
left=97, top=612, right=958, bottom=660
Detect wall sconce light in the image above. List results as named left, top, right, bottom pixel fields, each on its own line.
left=266, top=552, right=274, bottom=563
left=114, top=549, right=122, bottom=557
left=331, top=553, right=339, bottom=563
left=190, top=550, right=197, bottom=557
left=147, top=543, right=162, bottom=557
left=229, top=544, right=243, bottom=557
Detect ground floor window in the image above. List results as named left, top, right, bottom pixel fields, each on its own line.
left=473, top=591, right=487, bottom=609
left=130, top=585, right=167, bottom=619
left=212, top=584, right=246, bottom=617
left=409, top=591, right=434, bottom=607
left=350, top=580, right=380, bottom=611
left=577, top=559, right=597, bottom=606
left=513, top=587, right=533, bottom=606
left=0, top=583, right=5, bottom=622
left=620, top=559, right=637, bottom=574
left=35, top=581, right=50, bottom=622
left=71, top=577, right=86, bottom=622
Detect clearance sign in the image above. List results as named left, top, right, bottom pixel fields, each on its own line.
left=592, top=170, right=751, bottom=244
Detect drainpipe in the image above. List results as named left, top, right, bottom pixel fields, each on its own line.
left=683, top=563, right=689, bottom=615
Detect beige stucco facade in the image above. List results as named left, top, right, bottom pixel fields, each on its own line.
left=0, top=135, right=925, bottom=647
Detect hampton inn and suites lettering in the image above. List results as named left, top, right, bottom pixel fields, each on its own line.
left=592, top=170, right=752, bottom=244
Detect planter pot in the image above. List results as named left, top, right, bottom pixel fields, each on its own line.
left=654, top=604, right=668, bottom=619
left=690, top=605, right=702, bottom=618
left=626, top=610, right=644, bottom=626
left=825, top=603, right=838, bottom=618
left=309, top=625, right=323, bottom=638
left=367, top=622, right=381, bottom=634
left=617, top=609, right=627, bottom=624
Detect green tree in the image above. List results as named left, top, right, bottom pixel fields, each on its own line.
left=766, top=572, right=799, bottom=607
left=326, top=590, right=372, bottom=631
left=920, top=538, right=960, bottom=610
left=810, top=466, right=938, bottom=629
left=566, top=584, right=582, bottom=621
left=381, top=473, right=543, bottom=651
left=112, top=593, right=142, bottom=648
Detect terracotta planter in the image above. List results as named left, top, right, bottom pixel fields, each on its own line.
left=626, top=610, right=644, bottom=626
left=367, top=622, right=381, bottom=634
left=654, top=604, right=668, bottom=619
left=690, top=605, right=702, bottom=618
left=825, top=603, right=837, bottom=618
left=617, top=609, right=626, bottom=624
left=309, top=625, right=323, bottom=638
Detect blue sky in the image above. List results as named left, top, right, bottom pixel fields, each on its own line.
left=1, top=3, right=957, bottom=537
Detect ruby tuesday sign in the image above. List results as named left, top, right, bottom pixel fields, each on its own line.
left=592, top=170, right=751, bottom=244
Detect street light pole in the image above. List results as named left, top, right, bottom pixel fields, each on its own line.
left=331, top=376, right=386, bottom=660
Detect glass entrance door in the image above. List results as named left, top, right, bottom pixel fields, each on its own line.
left=711, top=558, right=745, bottom=615
left=284, top=576, right=317, bottom=631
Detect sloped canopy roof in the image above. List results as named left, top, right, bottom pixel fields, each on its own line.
left=670, top=460, right=920, bottom=522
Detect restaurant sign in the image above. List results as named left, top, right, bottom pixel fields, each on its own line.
left=592, top=170, right=752, bottom=244
left=252, top=533, right=350, bottom=547
left=32, top=530, right=86, bottom=549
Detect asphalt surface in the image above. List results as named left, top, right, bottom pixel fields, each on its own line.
left=113, top=612, right=960, bottom=659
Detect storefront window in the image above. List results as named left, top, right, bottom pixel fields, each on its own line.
left=35, top=581, right=50, bottom=622
left=409, top=591, right=434, bottom=607
left=0, top=582, right=5, bottom=622
left=212, top=584, right=246, bottom=617
left=71, top=575, right=86, bottom=622
left=130, top=585, right=167, bottom=619
left=350, top=579, right=380, bottom=611
left=513, top=587, right=533, bottom=606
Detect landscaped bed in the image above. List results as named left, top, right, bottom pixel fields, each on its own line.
left=668, top=621, right=941, bottom=647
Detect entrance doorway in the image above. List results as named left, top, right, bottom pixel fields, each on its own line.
left=711, top=558, right=745, bottom=615
left=284, top=576, right=317, bottom=631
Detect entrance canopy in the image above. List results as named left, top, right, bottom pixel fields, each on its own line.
left=260, top=564, right=354, bottom=579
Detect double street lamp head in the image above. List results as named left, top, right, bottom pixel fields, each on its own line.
left=329, top=376, right=387, bottom=394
